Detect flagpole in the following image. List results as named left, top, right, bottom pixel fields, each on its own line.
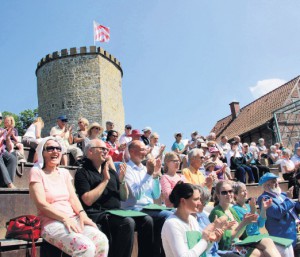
left=93, top=21, right=96, bottom=46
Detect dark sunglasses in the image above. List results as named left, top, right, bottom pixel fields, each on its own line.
left=220, top=190, right=233, bottom=196
left=44, top=146, right=62, bottom=152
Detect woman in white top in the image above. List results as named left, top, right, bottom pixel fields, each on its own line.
left=161, top=182, right=226, bottom=257
left=281, top=149, right=297, bottom=198
left=22, top=117, right=44, bottom=149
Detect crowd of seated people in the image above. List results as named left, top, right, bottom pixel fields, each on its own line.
left=3, top=111, right=300, bottom=256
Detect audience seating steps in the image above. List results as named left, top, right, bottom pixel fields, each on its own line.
left=0, top=238, right=71, bottom=257
left=0, top=147, right=286, bottom=257
left=14, top=163, right=78, bottom=189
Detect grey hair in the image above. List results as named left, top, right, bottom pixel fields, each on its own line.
left=270, top=145, right=276, bottom=151
left=232, top=181, right=246, bottom=195
left=188, top=148, right=204, bottom=160
left=258, top=138, right=264, bottom=143
left=195, top=185, right=211, bottom=204
left=282, top=149, right=291, bottom=157
left=84, top=139, right=98, bottom=156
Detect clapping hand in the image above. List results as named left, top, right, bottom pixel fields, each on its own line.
left=118, top=163, right=127, bottom=183
left=287, top=186, right=294, bottom=199
left=243, top=213, right=258, bottom=224
left=102, top=161, right=110, bottom=182
left=261, top=197, right=273, bottom=210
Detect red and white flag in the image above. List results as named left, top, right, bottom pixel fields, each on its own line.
left=94, top=21, right=110, bottom=43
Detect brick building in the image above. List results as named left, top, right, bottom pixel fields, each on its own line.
left=211, top=76, right=300, bottom=149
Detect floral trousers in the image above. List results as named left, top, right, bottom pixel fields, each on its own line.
left=42, top=217, right=109, bottom=257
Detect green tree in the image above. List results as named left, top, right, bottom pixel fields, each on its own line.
left=19, top=108, right=38, bottom=133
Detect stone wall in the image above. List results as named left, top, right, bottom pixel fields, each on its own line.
left=36, top=46, right=124, bottom=135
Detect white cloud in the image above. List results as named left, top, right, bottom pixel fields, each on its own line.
left=249, top=78, right=286, bottom=99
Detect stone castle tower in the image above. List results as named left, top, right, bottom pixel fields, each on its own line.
left=36, top=46, right=124, bottom=135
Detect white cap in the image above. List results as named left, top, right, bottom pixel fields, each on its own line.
left=142, top=126, right=152, bottom=132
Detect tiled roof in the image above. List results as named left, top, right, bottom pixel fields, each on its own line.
left=211, top=75, right=300, bottom=140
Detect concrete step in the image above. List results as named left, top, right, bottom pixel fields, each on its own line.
left=0, top=189, right=37, bottom=239
left=14, top=163, right=78, bottom=189
left=246, top=181, right=289, bottom=199
left=0, top=238, right=71, bottom=257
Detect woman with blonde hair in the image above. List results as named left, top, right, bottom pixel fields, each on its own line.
left=22, top=117, right=44, bottom=149
left=4, top=115, right=26, bottom=162
left=160, top=152, right=184, bottom=207
left=84, top=122, right=116, bottom=171
left=72, top=117, right=89, bottom=151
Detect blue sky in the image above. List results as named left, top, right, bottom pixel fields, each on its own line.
left=1, top=1, right=300, bottom=148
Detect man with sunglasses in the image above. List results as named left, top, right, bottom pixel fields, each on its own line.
left=74, top=139, right=153, bottom=257
left=50, top=115, right=83, bottom=165
left=257, top=173, right=300, bottom=249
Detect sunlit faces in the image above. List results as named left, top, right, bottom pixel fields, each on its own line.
left=265, top=179, right=281, bottom=195
left=89, top=141, right=108, bottom=162
left=235, top=185, right=248, bottom=202
left=218, top=184, right=234, bottom=203
left=4, top=117, right=13, bottom=128
left=166, top=158, right=180, bottom=173
left=190, top=153, right=205, bottom=168
left=182, top=189, right=201, bottom=213
left=57, top=119, right=66, bottom=128
left=130, top=142, right=148, bottom=161
left=42, top=140, right=62, bottom=167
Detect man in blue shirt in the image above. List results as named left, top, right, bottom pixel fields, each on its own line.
left=258, top=173, right=300, bottom=248
left=123, top=140, right=172, bottom=257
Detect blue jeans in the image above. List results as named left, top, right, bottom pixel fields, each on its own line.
left=0, top=151, right=17, bottom=187
left=235, top=165, right=254, bottom=184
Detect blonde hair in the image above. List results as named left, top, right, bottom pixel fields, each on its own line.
left=78, top=117, right=89, bottom=127
left=4, top=115, right=15, bottom=128
left=150, top=132, right=159, bottom=140
left=33, top=117, right=44, bottom=128
left=163, top=152, right=179, bottom=173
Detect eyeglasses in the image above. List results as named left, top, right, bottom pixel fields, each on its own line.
left=61, top=120, right=68, bottom=122
left=125, top=127, right=132, bottom=130
left=220, top=190, right=233, bottom=196
left=92, top=147, right=109, bottom=152
left=78, top=121, right=83, bottom=124
left=44, top=146, right=62, bottom=152
left=154, top=138, right=159, bottom=140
